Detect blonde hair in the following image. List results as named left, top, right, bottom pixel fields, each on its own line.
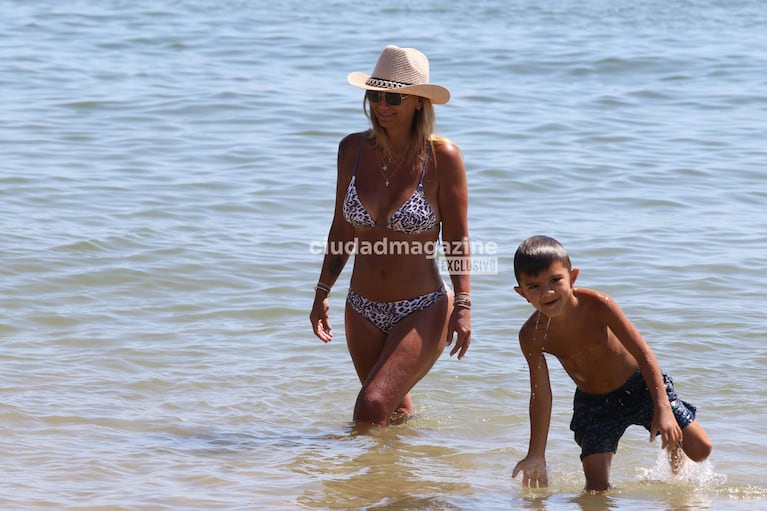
left=363, top=96, right=449, bottom=166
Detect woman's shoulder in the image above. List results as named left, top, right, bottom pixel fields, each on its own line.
left=430, top=136, right=463, bottom=161
left=337, top=131, right=370, bottom=164
left=430, top=134, right=459, bottom=150
left=429, top=136, right=464, bottom=179
left=340, top=130, right=370, bottom=147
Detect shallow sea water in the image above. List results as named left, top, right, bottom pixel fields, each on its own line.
left=1, top=1, right=766, bottom=509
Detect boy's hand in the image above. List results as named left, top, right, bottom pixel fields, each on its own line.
left=512, top=456, right=549, bottom=488
left=650, top=407, right=683, bottom=450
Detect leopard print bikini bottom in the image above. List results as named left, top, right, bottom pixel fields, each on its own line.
left=346, top=286, right=446, bottom=333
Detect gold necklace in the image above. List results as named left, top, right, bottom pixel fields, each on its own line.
left=376, top=146, right=410, bottom=187
left=379, top=157, right=405, bottom=187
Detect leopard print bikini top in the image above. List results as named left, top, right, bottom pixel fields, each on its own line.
left=343, top=137, right=436, bottom=234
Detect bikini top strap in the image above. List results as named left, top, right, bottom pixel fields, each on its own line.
left=352, top=134, right=365, bottom=177
left=418, top=144, right=432, bottom=186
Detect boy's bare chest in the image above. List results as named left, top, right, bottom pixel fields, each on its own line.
left=543, top=323, right=636, bottom=393
left=543, top=322, right=611, bottom=368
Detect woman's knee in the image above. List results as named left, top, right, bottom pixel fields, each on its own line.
left=353, top=387, right=391, bottom=425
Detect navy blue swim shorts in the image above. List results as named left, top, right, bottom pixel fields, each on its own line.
left=569, top=369, right=697, bottom=459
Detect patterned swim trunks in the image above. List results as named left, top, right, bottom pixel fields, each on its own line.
left=569, top=369, right=697, bottom=459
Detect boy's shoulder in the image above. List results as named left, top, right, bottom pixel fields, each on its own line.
left=574, top=286, right=610, bottom=300
left=573, top=287, right=619, bottom=312
left=518, top=311, right=538, bottom=335
left=517, top=312, right=547, bottom=351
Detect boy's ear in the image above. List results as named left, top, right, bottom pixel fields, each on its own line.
left=514, top=286, right=528, bottom=301
left=570, top=268, right=580, bottom=285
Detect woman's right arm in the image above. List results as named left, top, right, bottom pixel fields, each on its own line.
left=309, top=134, right=358, bottom=342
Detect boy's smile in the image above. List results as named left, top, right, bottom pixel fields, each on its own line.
left=515, top=261, right=579, bottom=318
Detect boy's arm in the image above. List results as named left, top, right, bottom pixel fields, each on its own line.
left=600, top=296, right=683, bottom=449
left=512, top=331, right=552, bottom=487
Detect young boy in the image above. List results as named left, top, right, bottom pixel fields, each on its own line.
left=511, top=235, right=712, bottom=491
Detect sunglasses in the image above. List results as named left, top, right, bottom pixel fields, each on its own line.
left=366, top=90, right=408, bottom=106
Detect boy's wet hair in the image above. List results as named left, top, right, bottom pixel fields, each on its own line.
left=513, top=235, right=572, bottom=284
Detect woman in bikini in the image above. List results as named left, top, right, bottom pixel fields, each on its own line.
left=309, top=45, right=472, bottom=429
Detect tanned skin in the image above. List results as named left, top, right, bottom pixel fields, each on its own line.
left=512, top=254, right=712, bottom=491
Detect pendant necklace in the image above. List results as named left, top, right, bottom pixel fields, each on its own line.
left=377, top=146, right=410, bottom=187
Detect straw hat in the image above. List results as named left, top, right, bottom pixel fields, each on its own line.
left=347, top=45, right=451, bottom=104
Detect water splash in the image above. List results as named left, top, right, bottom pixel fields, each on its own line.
left=635, top=447, right=727, bottom=488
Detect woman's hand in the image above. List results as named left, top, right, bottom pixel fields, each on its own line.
left=310, top=295, right=333, bottom=343
left=446, top=307, right=471, bottom=359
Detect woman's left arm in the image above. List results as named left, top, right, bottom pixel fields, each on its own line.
left=436, top=141, right=471, bottom=359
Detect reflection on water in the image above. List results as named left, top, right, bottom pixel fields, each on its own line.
left=296, top=425, right=472, bottom=510
left=567, top=493, right=618, bottom=511
left=2, top=0, right=766, bottom=509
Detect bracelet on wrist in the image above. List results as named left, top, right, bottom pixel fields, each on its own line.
left=315, top=282, right=332, bottom=295
left=454, top=292, right=471, bottom=309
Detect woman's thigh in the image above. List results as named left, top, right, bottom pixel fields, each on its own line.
left=345, top=305, right=387, bottom=384
left=358, top=294, right=450, bottom=395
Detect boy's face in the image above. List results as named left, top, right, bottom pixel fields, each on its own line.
left=514, top=261, right=579, bottom=318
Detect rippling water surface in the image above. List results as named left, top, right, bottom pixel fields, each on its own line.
left=1, top=1, right=766, bottom=509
